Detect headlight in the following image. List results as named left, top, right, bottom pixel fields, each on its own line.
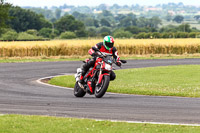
left=105, top=63, right=112, bottom=71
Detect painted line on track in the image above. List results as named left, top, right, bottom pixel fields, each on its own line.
left=36, top=74, right=200, bottom=127
left=96, top=119, right=200, bottom=127
left=36, top=74, right=198, bottom=99
left=36, top=74, right=73, bottom=90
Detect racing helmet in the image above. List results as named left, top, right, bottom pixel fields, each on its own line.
left=103, top=35, right=114, bottom=50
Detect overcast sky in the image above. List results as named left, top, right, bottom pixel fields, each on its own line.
left=5, top=0, right=200, bottom=7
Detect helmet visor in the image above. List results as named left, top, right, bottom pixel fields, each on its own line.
left=105, top=42, right=114, bottom=48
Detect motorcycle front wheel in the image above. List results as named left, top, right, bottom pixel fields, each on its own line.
left=74, top=82, right=86, bottom=97
left=95, top=75, right=110, bottom=98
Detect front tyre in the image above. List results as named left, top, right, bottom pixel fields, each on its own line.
left=74, top=82, right=86, bottom=97
left=95, top=75, right=110, bottom=98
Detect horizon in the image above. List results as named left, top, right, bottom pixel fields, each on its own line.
left=5, top=0, right=200, bottom=8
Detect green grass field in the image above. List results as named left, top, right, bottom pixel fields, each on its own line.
left=49, top=65, right=200, bottom=97
left=1, top=115, right=200, bottom=133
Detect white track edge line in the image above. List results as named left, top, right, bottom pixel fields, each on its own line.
left=36, top=74, right=197, bottom=99
left=36, top=75, right=73, bottom=90
left=36, top=75, right=200, bottom=126
left=96, top=119, right=200, bottom=127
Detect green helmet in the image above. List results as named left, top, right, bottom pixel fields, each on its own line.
left=103, top=35, right=115, bottom=50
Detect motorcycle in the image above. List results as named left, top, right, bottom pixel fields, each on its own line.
left=74, top=47, right=127, bottom=98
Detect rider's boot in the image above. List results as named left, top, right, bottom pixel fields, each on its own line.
left=78, top=63, right=88, bottom=88
left=78, top=59, right=94, bottom=87
left=78, top=75, right=84, bottom=84
left=78, top=75, right=84, bottom=89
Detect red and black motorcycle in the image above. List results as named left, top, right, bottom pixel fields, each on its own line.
left=74, top=47, right=127, bottom=98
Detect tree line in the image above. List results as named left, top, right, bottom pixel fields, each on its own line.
left=0, top=1, right=200, bottom=41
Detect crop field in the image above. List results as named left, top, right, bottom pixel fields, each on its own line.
left=0, top=39, right=200, bottom=57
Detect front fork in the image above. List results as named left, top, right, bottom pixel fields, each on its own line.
left=96, top=68, right=110, bottom=86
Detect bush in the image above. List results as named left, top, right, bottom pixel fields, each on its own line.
left=162, top=32, right=174, bottom=38
left=136, top=32, right=146, bottom=39
left=87, top=27, right=97, bottom=37
left=175, top=32, right=188, bottom=38
left=188, top=32, right=198, bottom=38
left=17, top=32, right=42, bottom=41
left=113, top=31, right=132, bottom=38
left=75, top=30, right=88, bottom=37
left=39, top=28, right=52, bottom=38
left=26, top=29, right=38, bottom=36
left=152, top=32, right=161, bottom=38
left=1, top=30, right=18, bottom=41
left=39, top=28, right=59, bottom=39
left=144, top=33, right=151, bottom=39
left=60, top=31, right=77, bottom=39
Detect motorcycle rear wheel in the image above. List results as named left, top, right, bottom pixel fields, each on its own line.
left=74, top=82, right=86, bottom=97
left=95, top=75, right=110, bottom=98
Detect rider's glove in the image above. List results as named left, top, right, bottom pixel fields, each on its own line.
left=116, top=61, right=121, bottom=67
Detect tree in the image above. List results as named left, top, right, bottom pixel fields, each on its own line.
left=115, top=14, right=126, bottom=22
left=119, top=16, right=137, bottom=27
left=0, top=0, right=12, bottom=34
left=97, top=4, right=107, bottom=10
left=165, top=14, right=172, bottom=22
left=55, top=15, right=86, bottom=35
left=173, top=15, right=184, bottom=23
left=29, top=7, right=54, bottom=20
left=87, top=27, right=97, bottom=37
left=55, top=9, right=61, bottom=19
left=97, top=26, right=111, bottom=34
left=178, top=24, right=191, bottom=32
left=136, top=17, right=149, bottom=27
left=97, top=10, right=115, bottom=25
left=84, top=18, right=99, bottom=27
left=149, top=16, right=162, bottom=28
left=194, top=15, right=200, bottom=21
left=159, top=25, right=178, bottom=33
left=100, top=18, right=111, bottom=27
left=8, top=6, right=51, bottom=32
left=102, top=10, right=113, bottom=17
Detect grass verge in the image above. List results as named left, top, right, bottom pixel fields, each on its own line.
left=0, top=114, right=200, bottom=133
left=0, top=56, right=89, bottom=63
left=49, top=65, right=200, bottom=97
left=0, top=54, right=200, bottom=63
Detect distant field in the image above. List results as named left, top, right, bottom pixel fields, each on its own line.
left=0, top=39, right=200, bottom=57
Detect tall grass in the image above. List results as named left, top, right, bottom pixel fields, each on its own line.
left=0, top=39, right=200, bottom=57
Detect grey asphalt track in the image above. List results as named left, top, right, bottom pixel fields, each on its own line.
left=0, top=59, right=200, bottom=124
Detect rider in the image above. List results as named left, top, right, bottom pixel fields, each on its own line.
left=79, top=35, right=121, bottom=84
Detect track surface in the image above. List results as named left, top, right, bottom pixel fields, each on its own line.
left=0, top=59, right=200, bottom=124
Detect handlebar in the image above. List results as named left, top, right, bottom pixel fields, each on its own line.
left=92, top=47, right=127, bottom=66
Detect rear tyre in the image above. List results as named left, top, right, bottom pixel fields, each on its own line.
left=74, top=82, right=86, bottom=97
left=95, top=75, right=110, bottom=98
